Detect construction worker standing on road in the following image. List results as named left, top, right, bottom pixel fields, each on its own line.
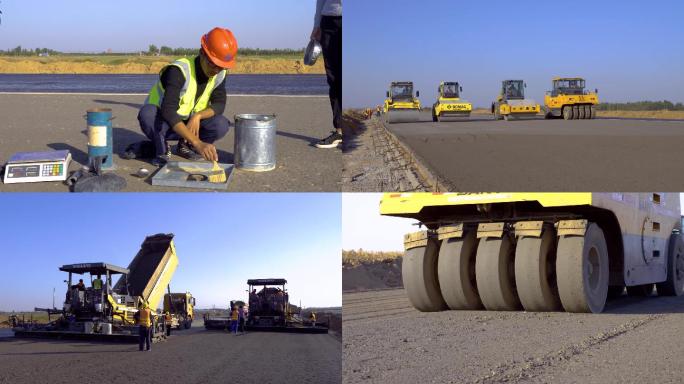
left=229, top=305, right=239, bottom=335
left=135, top=301, right=152, bottom=351
left=165, top=311, right=172, bottom=337
left=237, top=304, right=245, bottom=333
left=312, top=0, right=343, bottom=149
left=130, top=27, right=237, bottom=166
left=310, top=311, right=317, bottom=327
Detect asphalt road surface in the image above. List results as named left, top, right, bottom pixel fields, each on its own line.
left=0, top=321, right=341, bottom=384
left=343, top=288, right=684, bottom=384
left=0, top=93, right=340, bottom=192
left=385, top=111, right=684, bottom=191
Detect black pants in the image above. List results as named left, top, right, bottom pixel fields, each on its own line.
left=320, top=16, right=342, bottom=130
left=139, top=326, right=151, bottom=351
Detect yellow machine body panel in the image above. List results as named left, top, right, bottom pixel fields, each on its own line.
left=146, top=242, right=179, bottom=310
left=383, top=98, right=421, bottom=113
left=499, top=103, right=540, bottom=115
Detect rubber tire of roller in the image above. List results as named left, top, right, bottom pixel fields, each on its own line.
left=514, top=227, right=562, bottom=312
left=556, top=222, right=609, bottom=313
left=626, top=284, right=654, bottom=297
left=437, top=231, right=483, bottom=310
left=475, top=234, right=522, bottom=311
left=402, top=239, right=447, bottom=312
left=583, top=105, right=591, bottom=120
left=577, top=104, right=586, bottom=119
left=563, top=106, right=573, bottom=120
left=656, top=234, right=684, bottom=296
left=590, top=105, right=597, bottom=119
left=572, top=105, right=580, bottom=120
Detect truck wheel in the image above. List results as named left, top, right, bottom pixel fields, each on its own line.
left=656, top=234, right=684, bottom=296
left=577, top=104, right=586, bottom=119
left=402, top=238, right=447, bottom=311
left=556, top=222, right=609, bottom=313
left=475, top=234, right=521, bottom=310
left=627, top=284, right=654, bottom=297
left=563, top=106, right=573, bottom=120
left=515, top=226, right=562, bottom=311
left=437, top=230, right=483, bottom=310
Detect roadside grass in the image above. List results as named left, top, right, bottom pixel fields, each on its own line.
left=343, top=249, right=403, bottom=267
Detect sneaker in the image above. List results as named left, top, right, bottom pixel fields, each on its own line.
left=151, top=154, right=171, bottom=167
left=315, top=132, right=343, bottom=148
left=176, top=139, right=203, bottom=161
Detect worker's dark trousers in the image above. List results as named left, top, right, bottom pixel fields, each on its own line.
left=139, top=326, right=151, bottom=351
left=137, top=104, right=231, bottom=157
left=320, top=15, right=342, bottom=130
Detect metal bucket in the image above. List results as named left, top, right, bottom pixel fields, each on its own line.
left=83, top=321, right=94, bottom=334
left=234, top=114, right=276, bottom=172
left=101, top=323, right=112, bottom=335
left=86, top=108, right=115, bottom=169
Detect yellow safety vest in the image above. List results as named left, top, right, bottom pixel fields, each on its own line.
left=145, top=56, right=226, bottom=119
left=138, top=308, right=151, bottom=327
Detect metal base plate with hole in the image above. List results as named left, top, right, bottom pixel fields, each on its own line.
left=151, top=161, right=234, bottom=190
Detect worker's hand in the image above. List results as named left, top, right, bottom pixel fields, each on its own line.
left=187, top=115, right=201, bottom=139
left=194, top=141, right=218, bottom=162
left=310, top=27, right=321, bottom=42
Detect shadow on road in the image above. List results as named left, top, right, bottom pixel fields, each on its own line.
left=276, top=130, right=319, bottom=145
left=47, top=143, right=88, bottom=166
left=601, top=294, right=684, bottom=314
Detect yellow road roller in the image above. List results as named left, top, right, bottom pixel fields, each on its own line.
left=544, top=77, right=599, bottom=120
left=491, top=80, right=540, bottom=121
left=383, top=81, right=421, bottom=124
left=432, top=82, right=472, bottom=122
left=380, top=193, right=684, bottom=313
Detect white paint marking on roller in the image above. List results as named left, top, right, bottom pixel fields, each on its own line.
left=88, top=125, right=107, bottom=147
left=0, top=92, right=327, bottom=98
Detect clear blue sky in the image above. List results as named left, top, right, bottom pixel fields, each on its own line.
left=0, top=0, right=319, bottom=52
left=343, top=0, right=684, bottom=108
left=0, top=193, right=341, bottom=311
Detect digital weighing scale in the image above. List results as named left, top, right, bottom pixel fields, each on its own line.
left=3, top=150, right=72, bottom=184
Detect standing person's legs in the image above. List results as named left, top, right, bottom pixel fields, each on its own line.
left=315, top=15, right=343, bottom=148
left=138, top=326, right=146, bottom=351
left=146, top=326, right=152, bottom=350
left=321, top=16, right=342, bottom=131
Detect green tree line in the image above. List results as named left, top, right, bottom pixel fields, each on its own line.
left=596, top=101, right=684, bottom=111
left=1, top=45, right=305, bottom=57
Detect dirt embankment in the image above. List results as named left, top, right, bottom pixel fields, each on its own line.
left=342, top=250, right=404, bottom=292
left=0, top=56, right=325, bottom=74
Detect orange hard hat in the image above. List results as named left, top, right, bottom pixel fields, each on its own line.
left=201, top=27, right=238, bottom=69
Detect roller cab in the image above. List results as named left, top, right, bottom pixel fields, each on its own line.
left=544, top=77, right=599, bottom=120
left=383, top=81, right=422, bottom=124
left=432, top=82, right=472, bottom=122
left=491, top=80, right=541, bottom=121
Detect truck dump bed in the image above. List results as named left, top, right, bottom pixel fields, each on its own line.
left=113, top=233, right=178, bottom=309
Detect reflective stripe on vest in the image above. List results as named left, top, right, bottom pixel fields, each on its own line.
left=144, top=56, right=226, bottom=119
left=138, top=308, right=151, bottom=327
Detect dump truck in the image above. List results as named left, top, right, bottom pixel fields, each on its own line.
left=380, top=193, right=684, bottom=314
left=543, top=77, right=599, bottom=120
left=383, top=81, right=421, bottom=124
left=491, top=80, right=540, bottom=120
left=246, top=278, right=328, bottom=333
left=164, top=287, right=196, bottom=329
left=432, top=82, right=472, bottom=122
left=13, top=233, right=178, bottom=342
